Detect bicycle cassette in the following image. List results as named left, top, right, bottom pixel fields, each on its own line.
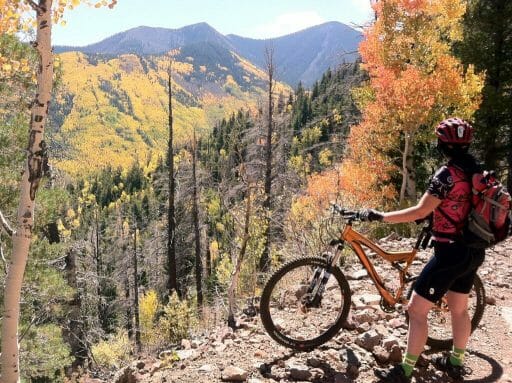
left=380, top=297, right=396, bottom=313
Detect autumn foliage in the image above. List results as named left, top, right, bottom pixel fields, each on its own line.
left=350, top=0, right=483, bottom=204
left=297, top=0, right=484, bottom=216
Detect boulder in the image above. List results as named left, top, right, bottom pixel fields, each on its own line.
left=221, top=365, right=249, bottom=382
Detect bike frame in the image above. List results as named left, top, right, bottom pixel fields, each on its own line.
left=329, top=223, right=428, bottom=307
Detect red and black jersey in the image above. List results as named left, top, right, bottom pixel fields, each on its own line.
left=427, top=164, right=472, bottom=240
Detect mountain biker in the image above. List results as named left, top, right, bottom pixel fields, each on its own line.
left=360, top=118, right=485, bottom=382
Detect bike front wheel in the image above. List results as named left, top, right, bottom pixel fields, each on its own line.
left=259, top=257, right=351, bottom=351
left=405, top=274, right=486, bottom=350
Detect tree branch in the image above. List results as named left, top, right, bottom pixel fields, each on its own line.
left=26, top=0, right=45, bottom=13
left=0, top=237, right=7, bottom=275
left=0, top=210, right=15, bottom=237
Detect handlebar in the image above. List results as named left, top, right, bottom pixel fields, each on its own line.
left=330, top=204, right=360, bottom=221
left=331, top=203, right=432, bottom=250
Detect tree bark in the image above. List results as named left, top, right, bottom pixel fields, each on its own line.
left=405, top=139, right=416, bottom=201
left=192, top=128, right=203, bottom=307
left=399, top=132, right=415, bottom=204
left=1, top=1, right=53, bottom=381
left=205, top=241, right=212, bottom=279
left=166, top=60, right=179, bottom=298
left=124, top=237, right=132, bottom=339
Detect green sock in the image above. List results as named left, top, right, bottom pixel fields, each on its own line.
left=401, top=352, right=418, bottom=377
left=450, top=346, right=465, bottom=366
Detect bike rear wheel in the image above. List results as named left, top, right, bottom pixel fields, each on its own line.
left=405, top=274, right=485, bottom=350
left=259, top=257, right=351, bottom=351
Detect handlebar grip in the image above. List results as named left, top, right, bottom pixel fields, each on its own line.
left=330, top=204, right=360, bottom=220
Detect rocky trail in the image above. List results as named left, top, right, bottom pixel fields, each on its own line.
left=103, top=236, right=512, bottom=383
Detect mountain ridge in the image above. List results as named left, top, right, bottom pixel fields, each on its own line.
left=55, top=21, right=362, bottom=86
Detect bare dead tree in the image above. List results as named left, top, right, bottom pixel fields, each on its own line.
left=192, top=127, right=203, bottom=308
left=259, top=44, right=276, bottom=273
left=166, top=58, right=179, bottom=298
left=132, top=225, right=141, bottom=352
left=227, top=184, right=252, bottom=329
left=0, top=210, right=15, bottom=237
left=92, top=207, right=106, bottom=331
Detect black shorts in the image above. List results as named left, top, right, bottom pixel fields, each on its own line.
left=414, top=241, right=485, bottom=303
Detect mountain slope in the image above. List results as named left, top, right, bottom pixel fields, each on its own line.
left=227, top=22, right=362, bottom=86
left=51, top=44, right=290, bottom=175
left=55, top=22, right=362, bottom=86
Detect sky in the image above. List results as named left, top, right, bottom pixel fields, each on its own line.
left=53, top=0, right=373, bottom=46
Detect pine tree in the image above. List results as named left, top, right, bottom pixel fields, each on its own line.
left=456, top=0, right=512, bottom=184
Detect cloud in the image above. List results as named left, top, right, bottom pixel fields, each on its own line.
left=251, top=11, right=326, bottom=39
left=348, top=0, right=374, bottom=24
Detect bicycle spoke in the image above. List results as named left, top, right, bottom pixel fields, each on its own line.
left=266, top=264, right=346, bottom=342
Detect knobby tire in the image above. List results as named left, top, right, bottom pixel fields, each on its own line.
left=259, top=257, right=351, bottom=351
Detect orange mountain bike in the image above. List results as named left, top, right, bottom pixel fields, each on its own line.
left=259, top=205, right=485, bottom=352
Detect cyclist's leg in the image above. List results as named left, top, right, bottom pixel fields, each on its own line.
left=433, top=289, right=473, bottom=379
left=406, top=291, right=434, bottom=355
left=375, top=292, right=434, bottom=380
left=447, top=247, right=484, bottom=350
left=446, top=290, right=471, bottom=350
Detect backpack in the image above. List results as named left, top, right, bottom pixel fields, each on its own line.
left=437, top=169, right=512, bottom=248
left=464, top=171, right=512, bottom=248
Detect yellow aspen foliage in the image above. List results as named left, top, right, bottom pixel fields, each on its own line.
left=209, top=240, right=219, bottom=262
left=158, top=293, right=197, bottom=343
left=91, top=330, right=132, bottom=369
left=139, top=290, right=160, bottom=346
left=318, top=148, right=333, bottom=167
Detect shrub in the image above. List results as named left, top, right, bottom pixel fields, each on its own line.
left=21, top=324, right=73, bottom=383
left=91, top=330, right=132, bottom=369
left=158, top=293, right=197, bottom=344
left=139, top=289, right=160, bottom=347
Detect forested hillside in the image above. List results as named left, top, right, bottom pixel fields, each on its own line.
left=3, top=34, right=366, bottom=378
left=50, top=47, right=290, bottom=175
left=55, top=21, right=363, bottom=86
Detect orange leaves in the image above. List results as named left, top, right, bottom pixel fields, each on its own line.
left=291, top=158, right=396, bottom=227
left=372, top=65, right=437, bottom=130
left=347, top=0, right=484, bottom=205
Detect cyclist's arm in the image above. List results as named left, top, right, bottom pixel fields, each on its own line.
left=382, top=192, right=441, bottom=224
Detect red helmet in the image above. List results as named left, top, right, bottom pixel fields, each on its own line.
left=435, top=117, right=473, bottom=144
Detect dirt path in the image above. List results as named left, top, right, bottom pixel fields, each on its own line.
left=113, top=237, right=512, bottom=383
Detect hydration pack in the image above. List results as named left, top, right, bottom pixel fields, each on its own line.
left=464, top=171, right=512, bottom=248
left=437, top=169, right=512, bottom=248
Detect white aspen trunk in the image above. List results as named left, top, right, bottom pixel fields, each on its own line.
left=399, top=133, right=411, bottom=204
left=406, top=146, right=416, bottom=200
left=1, top=1, right=53, bottom=381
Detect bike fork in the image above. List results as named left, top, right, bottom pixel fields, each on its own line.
left=305, top=267, right=331, bottom=308
left=305, top=249, right=340, bottom=308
